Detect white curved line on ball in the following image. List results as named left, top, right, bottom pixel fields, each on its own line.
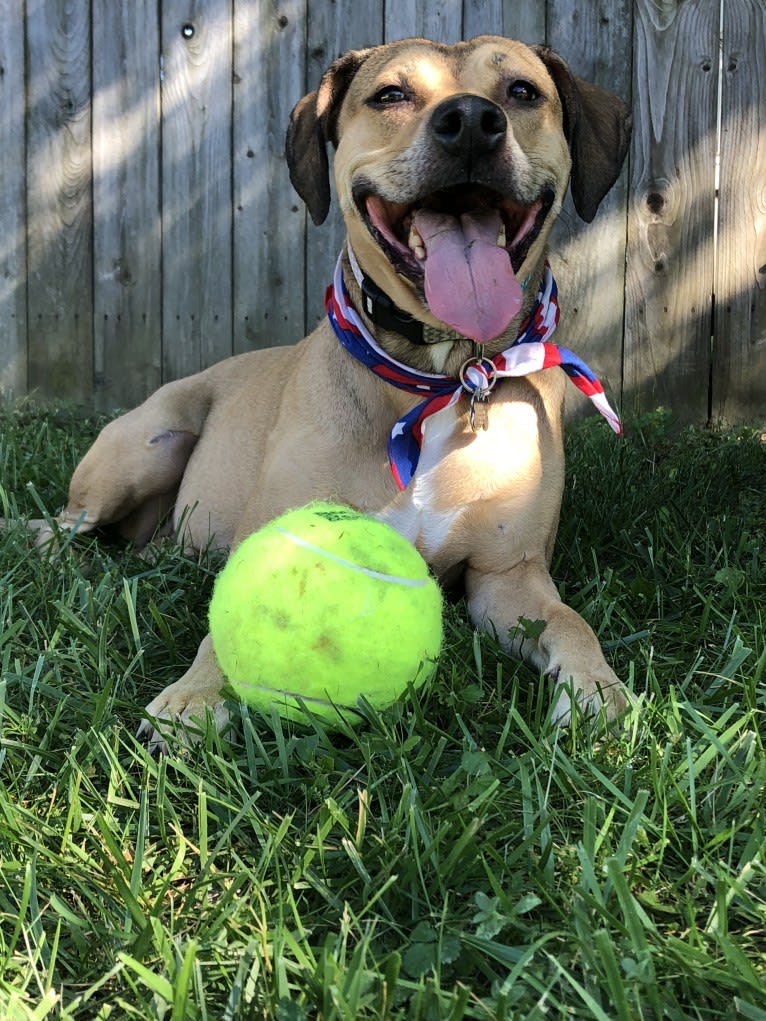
left=275, top=528, right=431, bottom=587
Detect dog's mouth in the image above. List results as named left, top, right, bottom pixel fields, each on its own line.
left=355, top=184, right=555, bottom=342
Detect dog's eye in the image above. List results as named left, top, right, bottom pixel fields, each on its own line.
left=508, top=80, right=539, bottom=102
left=371, top=85, right=408, bottom=106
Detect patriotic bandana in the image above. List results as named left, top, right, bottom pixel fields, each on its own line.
left=326, top=253, right=622, bottom=490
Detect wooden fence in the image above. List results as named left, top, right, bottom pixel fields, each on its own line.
left=1, top=0, right=764, bottom=424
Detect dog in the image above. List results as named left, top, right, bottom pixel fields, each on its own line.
left=25, top=36, right=632, bottom=743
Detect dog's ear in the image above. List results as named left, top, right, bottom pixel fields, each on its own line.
left=285, top=49, right=372, bottom=226
left=534, top=46, right=632, bottom=223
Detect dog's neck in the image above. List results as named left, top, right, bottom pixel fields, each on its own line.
left=340, top=243, right=542, bottom=376
left=346, top=243, right=464, bottom=348
left=327, top=254, right=622, bottom=490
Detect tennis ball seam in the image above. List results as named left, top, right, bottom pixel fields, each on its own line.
left=275, top=527, right=431, bottom=587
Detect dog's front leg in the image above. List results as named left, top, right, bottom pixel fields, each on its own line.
left=26, top=385, right=202, bottom=550
left=137, top=634, right=229, bottom=751
left=465, top=560, right=628, bottom=723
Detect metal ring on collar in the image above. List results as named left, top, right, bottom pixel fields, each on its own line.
left=459, top=357, right=498, bottom=395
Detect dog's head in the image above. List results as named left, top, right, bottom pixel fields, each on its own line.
left=286, top=37, right=631, bottom=348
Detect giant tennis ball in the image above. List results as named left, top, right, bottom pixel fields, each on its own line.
left=208, top=502, right=443, bottom=725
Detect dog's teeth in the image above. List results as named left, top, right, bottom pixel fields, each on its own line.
left=497, top=224, right=506, bottom=247
left=408, top=224, right=426, bottom=261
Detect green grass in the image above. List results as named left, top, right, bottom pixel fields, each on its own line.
left=1, top=398, right=766, bottom=1019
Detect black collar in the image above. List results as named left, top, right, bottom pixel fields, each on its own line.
left=359, top=272, right=430, bottom=345
left=356, top=268, right=464, bottom=347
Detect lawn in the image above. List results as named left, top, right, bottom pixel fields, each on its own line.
left=1, top=398, right=766, bottom=1019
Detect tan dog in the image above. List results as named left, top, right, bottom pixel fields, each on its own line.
left=28, top=37, right=632, bottom=742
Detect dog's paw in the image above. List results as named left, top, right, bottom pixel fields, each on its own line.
left=28, top=519, right=58, bottom=548
left=2, top=516, right=60, bottom=549
left=8, top=515, right=91, bottom=554
left=137, top=680, right=230, bottom=754
left=550, top=664, right=630, bottom=726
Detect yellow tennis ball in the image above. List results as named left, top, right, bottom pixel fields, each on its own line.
left=208, top=501, right=443, bottom=726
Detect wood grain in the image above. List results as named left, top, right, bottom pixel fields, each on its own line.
left=383, top=2, right=462, bottom=44
left=711, top=0, right=766, bottom=423
left=161, top=0, right=234, bottom=381
left=463, top=0, right=545, bottom=44
left=304, top=2, right=384, bottom=333
left=0, top=6, right=27, bottom=397
left=547, top=0, right=633, bottom=422
left=92, top=0, right=162, bottom=411
left=26, top=0, right=93, bottom=404
left=2, top=0, right=765, bottom=426
left=233, top=0, right=308, bottom=354
left=623, top=0, right=719, bottom=421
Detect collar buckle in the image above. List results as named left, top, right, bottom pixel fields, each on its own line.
left=360, top=274, right=424, bottom=345
left=349, top=243, right=464, bottom=347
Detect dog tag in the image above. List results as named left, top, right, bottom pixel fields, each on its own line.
left=460, top=355, right=496, bottom=433
left=469, top=391, right=490, bottom=431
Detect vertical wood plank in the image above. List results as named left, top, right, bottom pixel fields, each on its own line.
left=0, top=6, right=27, bottom=397
left=7, top=1, right=766, bottom=423
left=463, top=0, right=545, bottom=44
left=304, top=3, right=384, bottom=332
left=711, top=0, right=766, bottom=424
left=161, top=0, right=233, bottom=381
left=383, top=2, right=462, bottom=44
left=232, top=0, right=308, bottom=354
left=547, top=0, right=633, bottom=419
left=623, top=0, right=719, bottom=421
left=26, top=0, right=93, bottom=404
left=92, top=0, right=162, bottom=411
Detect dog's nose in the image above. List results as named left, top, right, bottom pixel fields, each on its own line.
left=430, top=94, right=507, bottom=157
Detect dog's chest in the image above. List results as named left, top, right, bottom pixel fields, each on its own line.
left=380, top=397, right=543, bottom=561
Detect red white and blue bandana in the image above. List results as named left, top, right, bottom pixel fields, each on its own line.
left=326, top=254, right=621, bottom=490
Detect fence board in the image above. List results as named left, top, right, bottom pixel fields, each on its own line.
left=161, top=0, right=234, bottom=380
left=233, top=0, right=308, bottom=354
left=2, top=1, right=765, bottom=425
left=304, top=2, right=384, bottom=333
left=26, top=0, right=93, bottom=404
left=383, top=2, right=462, bottom=44
left=92, top=0, right=162, bottom=411
left=711, top=0, right=766, bottom=424
left=0, top=7, right=26, bottom=397
left=547, top=0, right=633, bottom=417
left=623, top=0, right=719, bottom=421
left=463, top=1, right=544, bottom=43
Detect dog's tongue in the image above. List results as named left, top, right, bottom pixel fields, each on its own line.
left=413, top=207, right=522, bottom=342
